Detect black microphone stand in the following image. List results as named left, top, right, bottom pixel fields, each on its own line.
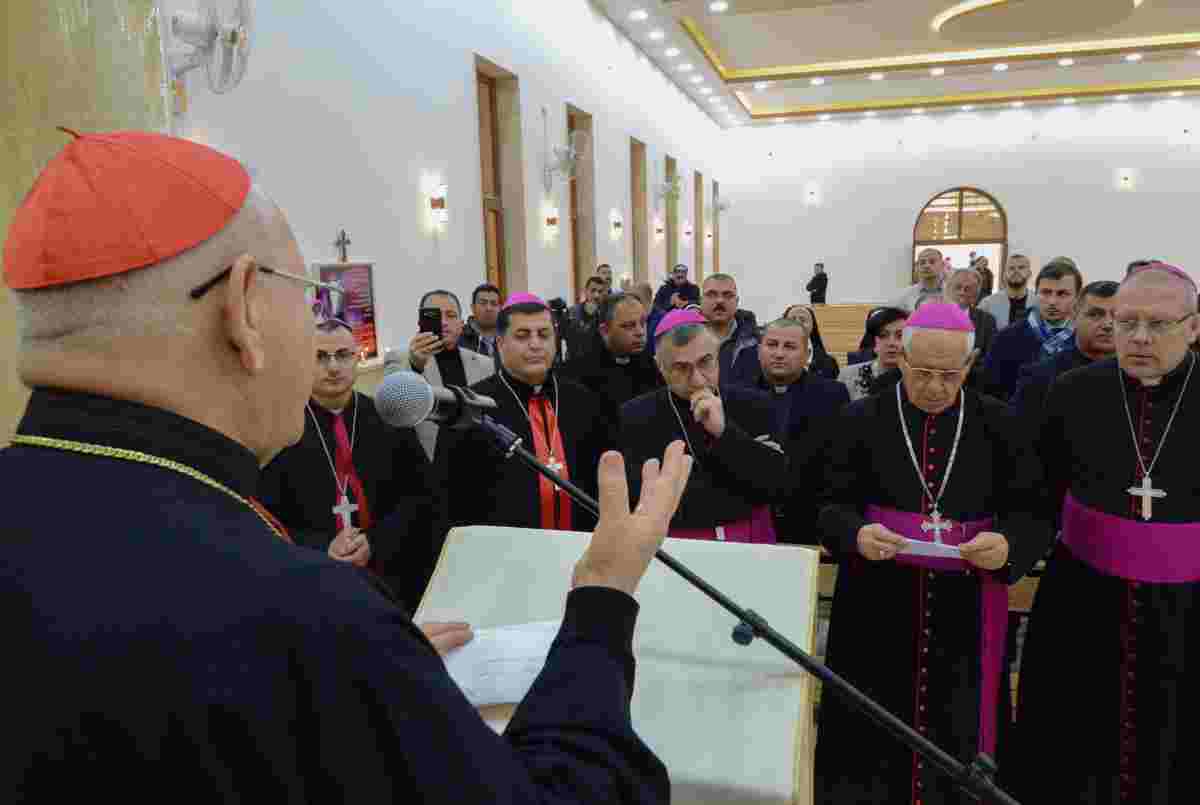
left=468, top=408, right=1021, bottom=805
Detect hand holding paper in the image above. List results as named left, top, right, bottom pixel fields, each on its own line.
left=442, top=621, right=560, bottom=706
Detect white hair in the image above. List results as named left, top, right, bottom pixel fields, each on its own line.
left=902, top=326, right=975, bottom=355
left=946, top=267, right=981, bottom=287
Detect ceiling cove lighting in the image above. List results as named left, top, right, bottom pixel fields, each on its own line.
left=931, top=0, right=1009, bottom=33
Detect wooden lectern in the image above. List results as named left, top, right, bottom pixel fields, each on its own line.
left=417, top=527, right=820, bottom=805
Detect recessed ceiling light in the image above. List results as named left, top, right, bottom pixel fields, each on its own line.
left=1171, top=90, right=1186, bottom=98
left=930, top=67, right=946, bottom=77
left=994, top=63, right=1009, bottom=72
left=629, top=9, right=649, bottom=22
left=1059, top=58, right=1075, bottom=67
left=819, top=114, right=832, bottom=121
left=1125, top=53, right=1144, bottom=63
left=664, top=47, right=681, bottom=58
left=864, top=110, right=878, bottom=117
left=1063, top=97, right=1077, bottom=105
left=709, top=96, right=724, bottom=104
left=754, top=81, right=770, bottom=91
left=689, top=74, right=704, bottom=83
left=699, top=87, right=713, bottom=94
left=810, top=77, right=826, bottom=86
left=960, top=104, right=975, bottom=111
left=677, top=63, right=694, bottom=72
left=869, top=72, right=885, bottom=81
left=912, top=107, right=926, bottom=114
left=1114, top=94, right=1131, bottom=102
left=709, top=0, right=730, bottom=11
left=648, top=29, right=665, bottom=40
left=1011, top=101, right=1025, bottom=108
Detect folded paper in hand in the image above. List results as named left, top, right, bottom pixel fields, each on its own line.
left=900, top=539, right=962, bottom=560
left=443, top=620, right=561, bottom=706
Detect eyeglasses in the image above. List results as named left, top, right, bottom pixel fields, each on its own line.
left=1114, top=313, right=1195, bottom=338
left=189, top=264, right=342, bottom=302
left=1079, top=309, right=1115, bottom=323
left=907, top=366, right=968, bottom=385
left=664, top=353, right=717, bottom=382
left=316, top=349, right=360, bottom=367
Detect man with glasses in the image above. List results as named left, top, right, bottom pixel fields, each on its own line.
left=618, top=309, right=789, bottom=543
left=813, top=302, right=1050, bottom=804
left=1013, top=263, right=1200, bottom=805
left=2, top=131, right=687, bottom=803
left=385, top=289, right=494, bottom=460
left=258, top=318, right=442, bottom=612
left=1011, top=280, right=1119, bottom=425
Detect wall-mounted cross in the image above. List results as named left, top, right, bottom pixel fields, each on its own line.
left=335, top=229, right=352, bottom=263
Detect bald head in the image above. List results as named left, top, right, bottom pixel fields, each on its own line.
left=13, top=185, right=314, bottom=466
left=1119, top=264, right=1198, bottom=317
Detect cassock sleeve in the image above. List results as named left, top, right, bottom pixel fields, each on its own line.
left=707, top=420, right=791, bottom=501
left=332, top=575, right=668, bottom=803
left=988, top=403, right=1055, bottom=582
left=257, top=446, right=335, bottom=551
left=1036, top=378, right=1073, bottom=526
left=435, top=426, right=490, bottom=530
left=618, top=408, right=656, bottom=514
left=815, top=402, right=872, bottom=556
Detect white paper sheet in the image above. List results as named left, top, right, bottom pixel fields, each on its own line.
left=900, top=539, right=962, bottom=559
left=442, top=620, right=561, bottom=706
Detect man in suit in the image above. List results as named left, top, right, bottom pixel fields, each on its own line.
left=983, top=259, right=1083, bottom=400
left=806, top=262, right=828, bottom=304
left=1012, top=280, right=1119, bottom=425
left=384, top=289, right=494, bottom=460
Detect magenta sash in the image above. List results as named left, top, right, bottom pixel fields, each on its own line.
left=865, top=505, right=1008, bottom=758
left=1061, top=493, right=1200, bottom=583
left=669, top=505, right=777, bottom=544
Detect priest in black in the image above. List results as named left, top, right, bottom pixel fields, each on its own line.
left=2, top=131, right=675, bottom=803
left=258, top=319, right=442, bottom=612
left=1011, top=264, right=1200, bottom=805
left=564, top=292, right=660, bottom=422
left=813, top=303, right=1051, bottom=805
left=438, top=294, right=616, bottom=532
left=742, top=317, right=850, bottom=544
left=620, top=309, right=789, bottom=543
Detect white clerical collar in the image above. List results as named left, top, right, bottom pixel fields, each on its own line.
left=773, top=385, right=789, bottom=395
left=614, top=356, right=631, bottom=366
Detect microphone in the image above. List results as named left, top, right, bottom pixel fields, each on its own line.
left=374, top=370, right=498, bottom=430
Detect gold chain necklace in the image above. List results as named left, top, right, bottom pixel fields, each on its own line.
left=10, top=434, right=288, bottom=542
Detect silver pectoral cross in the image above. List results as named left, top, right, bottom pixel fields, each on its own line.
left=547, top=455, right=564, bottom=475
left=333, top=494, right=359, bottom=530
left=1127, top=475, right=1166, bottom=521
left=920, top=509, right=953, bottom=544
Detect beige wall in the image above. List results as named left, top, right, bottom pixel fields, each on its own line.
left=1, top=1, right=167, bottom=441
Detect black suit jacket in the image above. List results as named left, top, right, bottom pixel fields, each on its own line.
left=1011, top=345, right=1093, bottom=428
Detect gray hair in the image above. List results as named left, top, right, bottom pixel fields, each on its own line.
left=761, top=317, right=810, bottom=340
left=654, top=323, right=713, bottom=363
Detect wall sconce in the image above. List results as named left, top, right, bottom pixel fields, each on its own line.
left=430, top=185, right=448, bottom=224
left=683, top=221, right=693, bottom=238
left=706, top=229, right=714, bottom=240
left=654, top=220, right=665, bottom=238
left=545, top=209, right=560, bottom=228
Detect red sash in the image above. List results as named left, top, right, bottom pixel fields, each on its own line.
left=333, top=411, right=372, bottom=531
left=529, top=395, right=572, bottom=530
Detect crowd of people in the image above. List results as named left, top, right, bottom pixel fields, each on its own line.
left=6, top=131, right=1198, bottom=805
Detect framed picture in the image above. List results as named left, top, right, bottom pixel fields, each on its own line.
left=311, top=261, right=379, bottom=364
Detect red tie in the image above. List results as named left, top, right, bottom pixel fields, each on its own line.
left=332, top=411, right=372, bottom=531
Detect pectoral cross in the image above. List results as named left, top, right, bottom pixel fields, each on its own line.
left=334, top=229, right=352, bottom=263
left=547, top=455, right=564, bottom=475
left=333, top=494, right=359, bottom=530
left=920, top=509, right=953, bottom=543
left=1127, top=475, right=1166, bottom=521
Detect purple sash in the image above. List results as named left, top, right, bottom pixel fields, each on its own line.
left=669, top=505, right=777, bottom=544
left=1061, top=493, right=1200, bottom=583
left=865, top=505, right=1008, bottom=758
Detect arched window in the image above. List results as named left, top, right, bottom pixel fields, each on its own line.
left=912, top=187, right=1008, bottom=292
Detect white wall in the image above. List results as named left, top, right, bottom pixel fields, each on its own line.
left=721, top=98, right=1200, bottom=320
left=164, top=0, right=723, bottom=354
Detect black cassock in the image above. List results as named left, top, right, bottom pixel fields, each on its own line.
left=1010, top=356, right=1200, bottom=805
left=438, top=369, right=615, bottom=532
left=2, top=390, right=668, bottom=802
left=618, top=385, right=789, bottom=531
left=814, top=386, right=1050, bottom=805
left=258, top=392, right=442, bottom=613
